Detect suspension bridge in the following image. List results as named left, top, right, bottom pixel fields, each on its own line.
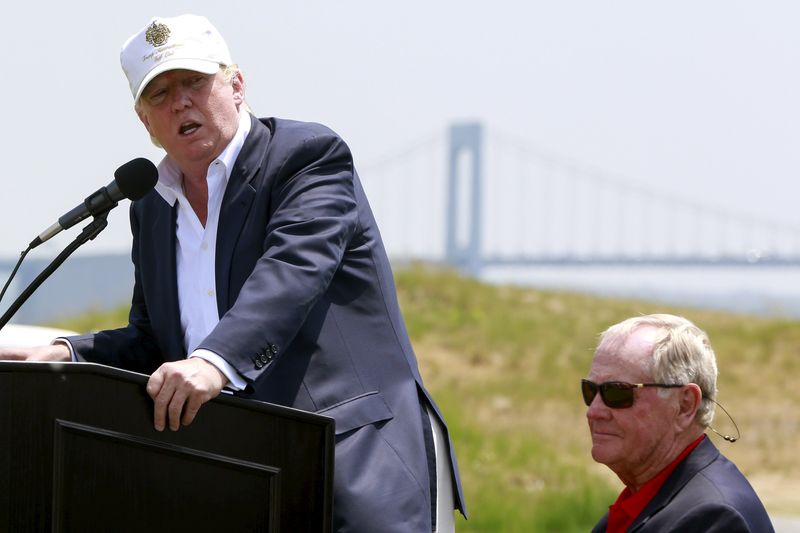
left=4, top=121, right=800, bottom=324
left=360, top=122, right=800, bottom=277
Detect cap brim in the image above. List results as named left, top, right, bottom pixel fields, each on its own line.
left=134, top=58, right=222, bottom=102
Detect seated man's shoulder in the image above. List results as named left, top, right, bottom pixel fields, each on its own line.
left=697, top=451, right=764, bottom=503
left=660, top=457, right=774, bottom=531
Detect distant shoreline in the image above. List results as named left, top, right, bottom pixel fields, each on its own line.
left=481, top=264, right=800, bottom=319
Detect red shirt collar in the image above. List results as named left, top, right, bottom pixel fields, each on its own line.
left=606, top=434, right=705, bottom=533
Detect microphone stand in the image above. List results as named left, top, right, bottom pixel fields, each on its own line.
left=0, top=210, right=111, bottom=331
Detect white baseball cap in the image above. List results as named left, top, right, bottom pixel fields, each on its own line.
left=120, top=14, right=233, bottom=102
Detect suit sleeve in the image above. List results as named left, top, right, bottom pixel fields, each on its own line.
left=65, top=203, right=164, bottom=375
left=198, top=128, right=358, bottom=382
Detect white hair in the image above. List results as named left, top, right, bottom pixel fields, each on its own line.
left=597, top=314, right=718, bottom=427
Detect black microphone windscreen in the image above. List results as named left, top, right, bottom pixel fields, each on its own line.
left=113, top=158, right=158, bottom=201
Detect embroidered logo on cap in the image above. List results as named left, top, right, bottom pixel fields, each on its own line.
left=145, top=22, right=170, bottom=47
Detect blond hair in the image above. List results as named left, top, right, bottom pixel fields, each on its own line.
left=135, top=64, right=252, bottom=148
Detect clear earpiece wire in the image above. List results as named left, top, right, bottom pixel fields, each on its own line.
left=707, top=398, right=741, bottom=443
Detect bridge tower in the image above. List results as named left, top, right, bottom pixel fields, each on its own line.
left=446, top=122, right=483, bottom=276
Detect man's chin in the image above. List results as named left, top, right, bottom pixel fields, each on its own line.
left=590, top=440, right=620, bottom=465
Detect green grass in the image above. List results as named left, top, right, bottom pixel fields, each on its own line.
left=51, top=306, right=129, bottom=333
left=395, top=264, right=800, bottom=528
left=51, top=263, right=800, bottom=529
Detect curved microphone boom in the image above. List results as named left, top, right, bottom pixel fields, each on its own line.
left=29, top=158, right=158, bottom=250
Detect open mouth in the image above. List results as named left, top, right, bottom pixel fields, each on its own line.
left=179, top=122, right=201, bottom=136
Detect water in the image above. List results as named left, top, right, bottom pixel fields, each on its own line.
left=4, top=259, right=800, bottom=324
left=481, top=265, right=800, bottom=318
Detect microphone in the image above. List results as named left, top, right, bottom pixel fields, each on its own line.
left=29, top=158, right=158, bottom=250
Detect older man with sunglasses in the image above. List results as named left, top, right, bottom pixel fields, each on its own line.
left=583, top=314, right=773, bottom=532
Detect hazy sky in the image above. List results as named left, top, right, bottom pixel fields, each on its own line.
left=2, top=1, right=800, bottom=260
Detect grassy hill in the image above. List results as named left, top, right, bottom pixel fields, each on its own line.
left=53, top=264, right=800, bottom=532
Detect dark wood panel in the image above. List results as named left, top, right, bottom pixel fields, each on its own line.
left=0, top=361, right=333, bottom=532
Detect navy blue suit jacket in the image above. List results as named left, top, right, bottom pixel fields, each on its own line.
left=69, top=115, right=465, bottom=529
left=592, top=437, right=773, bottom=532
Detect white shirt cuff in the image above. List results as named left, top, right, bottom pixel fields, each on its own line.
left=53, top=338, right=83, bottom=362
left=189, top=349, right=247, bottom=391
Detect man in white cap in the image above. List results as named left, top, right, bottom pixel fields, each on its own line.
left=0, top=13, right=465, bottom=532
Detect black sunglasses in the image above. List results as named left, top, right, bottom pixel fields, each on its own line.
left=581, top=379, right=684, bottom=409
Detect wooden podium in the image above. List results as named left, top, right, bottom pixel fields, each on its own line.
left=0, top=361, right=334, bottom=532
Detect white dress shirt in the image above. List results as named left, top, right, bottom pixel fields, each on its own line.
left=152, top=112, right=251, bottom=390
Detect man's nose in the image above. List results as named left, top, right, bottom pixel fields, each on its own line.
left=586, top=393, right=611, bottom=419
left=170, top=86, right=192, bottom=110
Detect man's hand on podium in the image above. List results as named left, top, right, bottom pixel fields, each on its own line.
left=146, top=358, right=229, bottom=432
left=0, top=344, right=70, bottom=361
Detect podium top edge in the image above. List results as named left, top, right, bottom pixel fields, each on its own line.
left=0, top=360, right=334, bottom=428
left=0, top=360, right=146, bottom=382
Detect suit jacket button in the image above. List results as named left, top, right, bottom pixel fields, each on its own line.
left=270, top=344, right=278, bottom=354
left=255, top=359, right=264, bottom=369
left=259, top=354, right=268, bottom=363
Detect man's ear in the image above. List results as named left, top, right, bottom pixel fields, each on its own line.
left=231, top=71, right=245, bottom=109
left=676, top=383, right=703, bottom=430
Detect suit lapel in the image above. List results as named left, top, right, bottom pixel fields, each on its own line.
left=151, top=199, right=184, bottom=359
left=628, top=437, right=718, bottom=531
left=215, top=115, right=271, bottom=315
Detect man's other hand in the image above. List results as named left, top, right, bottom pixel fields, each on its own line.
left=0, top=344, right=70, bottom=361
left=146, top=358, right=228, bottom=431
